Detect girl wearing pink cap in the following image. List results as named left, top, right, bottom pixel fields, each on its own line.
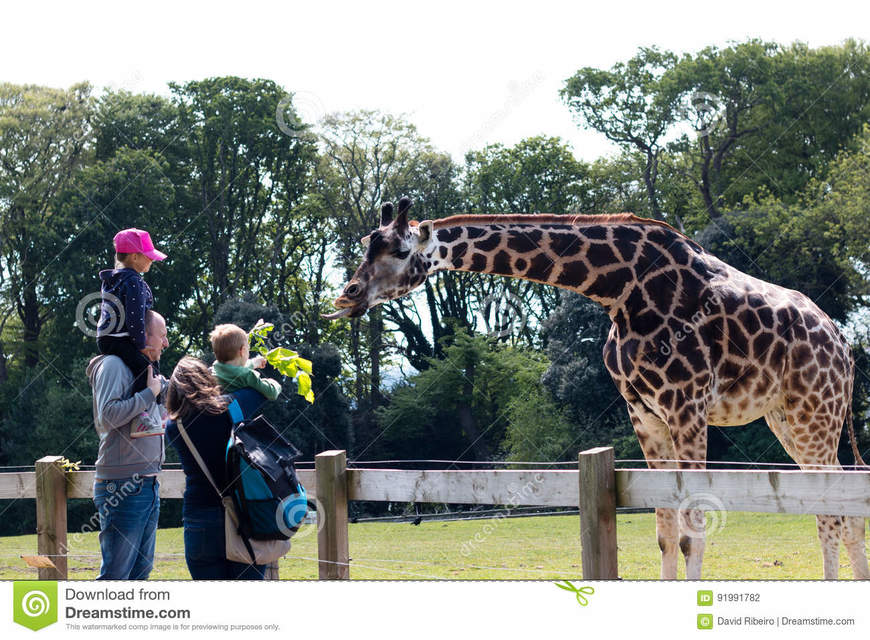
left=96, top=228, right=168, bottom=400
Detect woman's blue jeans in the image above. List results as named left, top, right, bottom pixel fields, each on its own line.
left=93, top=475, right=160, bottom=580
left=183, top=504, right=266, bottom=580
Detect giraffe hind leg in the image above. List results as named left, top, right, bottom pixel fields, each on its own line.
left=767, top=405, right=868, bottom=579
left=842, top=517, right=870, bottom=580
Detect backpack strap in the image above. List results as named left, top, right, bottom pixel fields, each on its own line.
left=227, top=398, right=245, bottom=426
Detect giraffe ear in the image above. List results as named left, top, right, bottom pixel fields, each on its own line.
left=361, top=233, right=371, bottom=248
left=417, top=220, right=433, bottom=246
left=380, top=202, right=394, bottom=227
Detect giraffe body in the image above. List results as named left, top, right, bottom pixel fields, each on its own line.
left=329, top=200, right=868, bottom=579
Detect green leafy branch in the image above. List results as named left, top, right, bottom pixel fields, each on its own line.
left=59, top=457, right=81, bottom=472
left=249, top=320, right=314, bottom=403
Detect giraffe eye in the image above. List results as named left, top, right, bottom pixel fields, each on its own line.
left=392, top=248, right=410, bottom=260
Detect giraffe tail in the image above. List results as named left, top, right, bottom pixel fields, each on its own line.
left=847, top=349, right=867, bottom=468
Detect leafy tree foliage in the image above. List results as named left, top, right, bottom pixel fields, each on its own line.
left=0, top=82, right=94, bottom=368
left=538, top=294, right=634, bottom=456
left=562, top=47, right=680, bottom=225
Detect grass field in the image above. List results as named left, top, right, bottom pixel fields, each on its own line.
left=0, top=511, right=863, bottom=580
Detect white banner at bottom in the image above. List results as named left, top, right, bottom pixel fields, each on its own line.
left=2, top=580, right=868, bottom=638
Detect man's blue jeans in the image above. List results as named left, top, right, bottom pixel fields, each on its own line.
left=183, top=505, right=266, bottom=580
left=93, top=475, right=160, bottom=580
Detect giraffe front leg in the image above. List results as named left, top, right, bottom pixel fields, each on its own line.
left=680, top=508, right=706, bottom=580
left=656, top=508, right=680, bottom=580
left=674, top=410, right=709, bottom=581
left=624, top=399, right=680, bottom=579
left=816, top=516, right=842, bottom=580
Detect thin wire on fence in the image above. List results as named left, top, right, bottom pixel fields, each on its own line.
left=616, top=458, right=870, bottom=469
left=346, top=459, right=578, bottom=467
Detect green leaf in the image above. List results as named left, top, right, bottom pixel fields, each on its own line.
left=296, top=357, right=313, bottom=374
left=297, top=371, right=314, bottom=403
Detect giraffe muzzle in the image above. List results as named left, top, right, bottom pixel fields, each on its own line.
left=322, top=295, right=367, bottom=320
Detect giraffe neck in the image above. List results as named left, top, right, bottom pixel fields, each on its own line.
left=422, top=214, right=705, bottom=314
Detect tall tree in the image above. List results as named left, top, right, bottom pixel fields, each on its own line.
left=317, top=110, right=446, bottom=409
left=668, top=39, right=870, bottom=219
left=667, top=40, right=781, bottom=218
left=0, top=82, right=93, bottom=368
left=463, top=136, right=594, bottom=346
left=169, top=77, right=320, bottom=348
left=562, top=47, right=681, bottom=227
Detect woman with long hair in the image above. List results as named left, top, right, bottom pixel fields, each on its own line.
left=165, top=356, right=267, bottom=580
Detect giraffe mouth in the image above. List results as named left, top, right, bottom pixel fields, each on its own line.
left=322, top=301, right=368, bottom=320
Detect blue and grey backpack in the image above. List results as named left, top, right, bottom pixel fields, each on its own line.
left=225, top=400, right=308, bottom=542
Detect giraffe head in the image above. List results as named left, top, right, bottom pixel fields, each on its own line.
left=325, top=197, right=434, bottom=319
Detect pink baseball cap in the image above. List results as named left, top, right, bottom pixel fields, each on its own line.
left=113, top=228, right=167, bottom=261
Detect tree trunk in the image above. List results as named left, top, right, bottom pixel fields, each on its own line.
left=456, top=358, right=490, bottom=460
left=0, top=339, right=8, bottom=384
left=21, top=258, right=41, bottom=369
left=642, top=151, right=664, bottom=221
left=698, top=136, right=720, bottom=219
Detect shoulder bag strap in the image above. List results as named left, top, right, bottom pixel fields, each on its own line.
left=176, top=417, right=224, bottom=499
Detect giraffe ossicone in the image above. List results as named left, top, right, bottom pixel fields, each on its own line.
left=328, top=197, right=868, bottom=580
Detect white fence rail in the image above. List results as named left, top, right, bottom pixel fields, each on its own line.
left=2, top=449, right=869, bottom=580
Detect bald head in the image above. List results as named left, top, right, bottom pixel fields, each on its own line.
left=143, top=310, right=168, bottom=362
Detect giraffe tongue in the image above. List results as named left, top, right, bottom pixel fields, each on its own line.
left=321, top=307, right=354, bottom=320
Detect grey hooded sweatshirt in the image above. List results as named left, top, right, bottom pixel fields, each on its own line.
left=86, top=354, right=165, bottom=479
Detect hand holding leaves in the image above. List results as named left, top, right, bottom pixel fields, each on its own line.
left=248, top=322, right=315, bottom=403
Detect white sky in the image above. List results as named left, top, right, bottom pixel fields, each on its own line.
left=3, top=0, right=868, bottom=163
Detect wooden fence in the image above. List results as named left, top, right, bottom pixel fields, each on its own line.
left=2, top=448, right=870, bottom=580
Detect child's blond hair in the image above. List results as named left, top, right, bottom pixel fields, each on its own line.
left=210, top=324, right=248, bottom=363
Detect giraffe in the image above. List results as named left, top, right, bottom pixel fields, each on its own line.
left=325, top=197, right=869, bottom=580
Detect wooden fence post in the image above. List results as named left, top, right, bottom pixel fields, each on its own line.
left=315, top=450, right=349, bottom=579
left=35, top=456, right=68, bottom=580
left=578, top=447, right=618, bottom=579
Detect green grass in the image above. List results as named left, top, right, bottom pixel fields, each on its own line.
left=0, top=512, right=863, bottom=580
